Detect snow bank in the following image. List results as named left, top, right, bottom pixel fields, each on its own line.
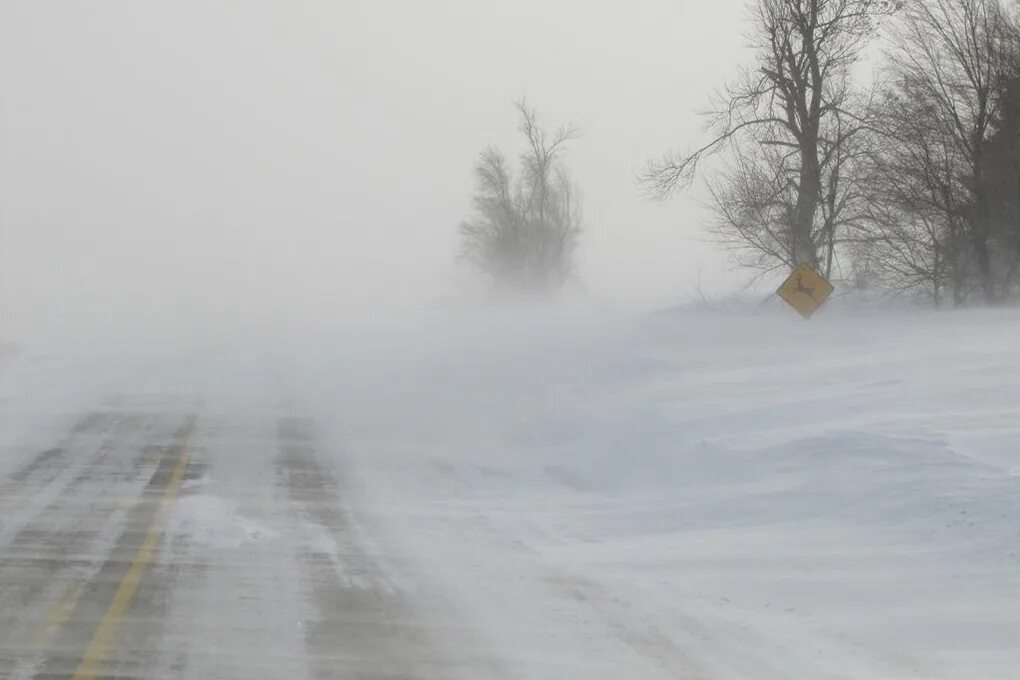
left=303, top=303, right=1020, bottom=678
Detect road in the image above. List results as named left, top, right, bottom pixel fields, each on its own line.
left=0, top=374, right=734, bottom=680
left=0, top=377, right=709, bottom=680
left=3, top=329, right=1018, bottom=680
left=0, top=397, right=941, bottom=680
left=0, top=394, right=481, bottom=680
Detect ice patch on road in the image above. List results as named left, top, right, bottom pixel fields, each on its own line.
left=301, top=521, right=340, bottom=557
left=167, top=495, right=277, bottom=549
left=299, top=521, right=355, bottom=589
left=297, top=520, right=392, bottom=592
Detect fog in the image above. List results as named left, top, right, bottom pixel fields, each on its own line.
left=4, top=5, right=1020, bottom=677
left=0, top=1, right=753, bottom=352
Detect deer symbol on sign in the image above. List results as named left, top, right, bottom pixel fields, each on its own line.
left=795, top=274, right=817, bottom=302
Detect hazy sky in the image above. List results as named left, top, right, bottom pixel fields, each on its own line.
left=0, top=1, right=749, bottom=345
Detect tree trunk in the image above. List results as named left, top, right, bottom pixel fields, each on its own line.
left=794, top=146, right=821, bottom=268
left=973, top=138, right=997, bottom=304
left=933, top=243, right=942, bottom=309
left=950, top=226, right=966, bottom=307
left=972, top=233, right=996, bottom=303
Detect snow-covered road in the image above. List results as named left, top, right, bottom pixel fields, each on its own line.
left=0, top=400, right=466, bottom=678
left=1, top=304, right=1019, bottom=679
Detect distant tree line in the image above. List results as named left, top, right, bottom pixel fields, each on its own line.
left=646, top=0, right=1020, bottom=307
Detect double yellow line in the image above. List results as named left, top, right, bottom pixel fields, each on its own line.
left=69, top=423, right=196, bottom=679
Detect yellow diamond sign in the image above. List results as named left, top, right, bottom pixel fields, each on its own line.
left=777, top=264, right=834, bottom=318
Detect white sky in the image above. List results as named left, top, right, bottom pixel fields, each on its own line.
left=0, top=1, right=751, bottom=345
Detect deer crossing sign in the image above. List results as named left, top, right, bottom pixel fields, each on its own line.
left=777, top=264, right=834, bottom=318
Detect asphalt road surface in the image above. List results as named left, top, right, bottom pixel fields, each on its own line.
left=1, top=379, right=691, bottom=680
left=0, top=394, right=476, bottom=680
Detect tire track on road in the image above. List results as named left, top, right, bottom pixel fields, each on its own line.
left=275, top=416, right=449, bottom=680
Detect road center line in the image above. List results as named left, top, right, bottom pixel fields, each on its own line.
left=70, top=421, right=196, bottom=680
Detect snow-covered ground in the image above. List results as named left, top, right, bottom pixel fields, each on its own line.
left=302, top=302, right=1020, bottom=679
left=2, top=303, right=1018, bottom=678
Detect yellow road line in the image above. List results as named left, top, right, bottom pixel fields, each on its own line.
left=29, top=582, right=84, bottom=647
left=70, top=425, right=195, bottom=680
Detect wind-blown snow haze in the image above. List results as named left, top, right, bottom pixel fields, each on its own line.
left=2, top=2, right=1020, bottom=679
left=0, top=0, right=743, bottom=351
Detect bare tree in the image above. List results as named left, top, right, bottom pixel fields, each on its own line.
left=459, top=102, right=581, bottom=294
left=982, top=21, right=1020, bottom=299
left=705, top=96, right=875, bottom=279
left=645, top=0, right=897, bottom=275
left=861, top=73, right=973, bottom=306
left=880, top=0, right=1016, bottom=304
left=459, top=148, right=522, bottom=285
